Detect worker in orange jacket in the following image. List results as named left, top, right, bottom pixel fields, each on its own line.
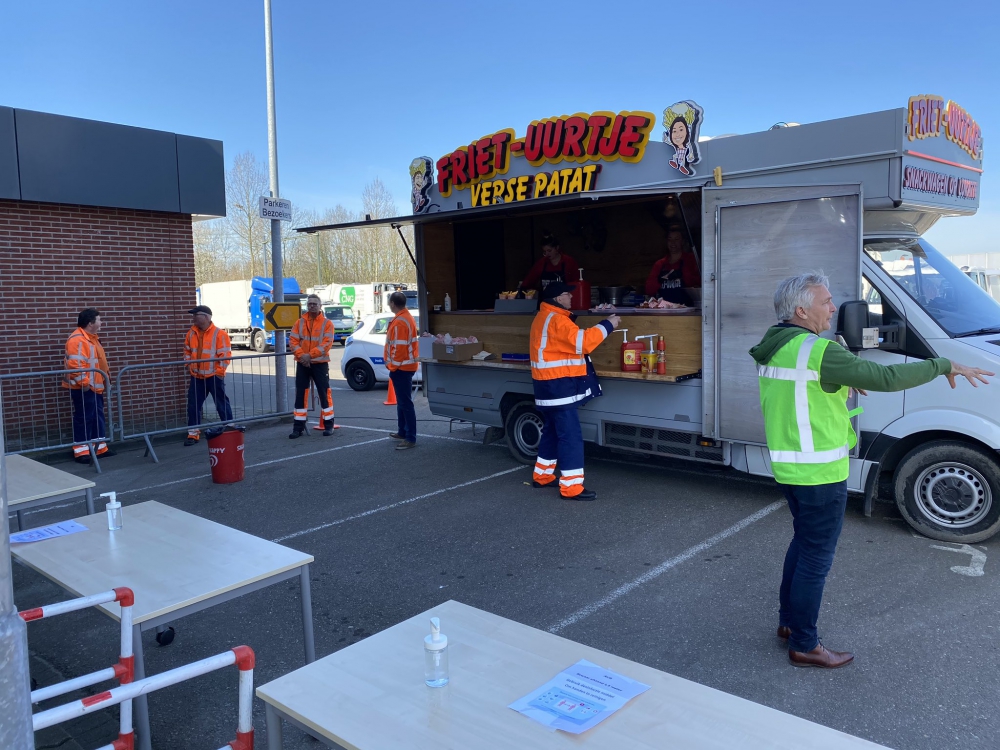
left=184, top=305, right=234, bottom=446
left=530, top=282, right=619, bottom=500
left=384, top=291, right=420, bottom=449
left=289, top=294, right=336, bottom=438
left=64, top=308, right=115, bottom=464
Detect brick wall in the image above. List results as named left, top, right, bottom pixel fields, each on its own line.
left=0, top=199, right=196, bottom=452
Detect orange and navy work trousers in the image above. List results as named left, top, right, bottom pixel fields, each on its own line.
left=70, top=388, right=108, bottom=457
left=532, top=406, right=585, bottom=498
left=294, top=362, right=334, bottom=427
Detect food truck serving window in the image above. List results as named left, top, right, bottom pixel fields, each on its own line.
left=865, top=238, right=1000, bottom=337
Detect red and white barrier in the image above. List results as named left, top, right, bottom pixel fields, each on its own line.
left=33, top=646, right=255, bottom=750
left=21, top=588, right=135, bottom=746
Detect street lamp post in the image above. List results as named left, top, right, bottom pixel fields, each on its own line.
left=264, top=0, right=287, bottom=412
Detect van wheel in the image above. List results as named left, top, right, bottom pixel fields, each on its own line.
left=346, top=360, right=375, bottom=391
left=505, top=402, right=544, bottom=465
left=251, top=329, right=267, bottom=353
left=894, top=440, right=1000, bottom=543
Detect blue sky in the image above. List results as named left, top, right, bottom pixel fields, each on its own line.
left=2, top=0, right=997, bottom=254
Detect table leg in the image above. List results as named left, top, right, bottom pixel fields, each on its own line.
left=300, top=564, right=316, bottom=663
left=265, top=703, right=284, bottom=749
left=133, top=624, right=152, bottom=750
left=15, top=509, right=24, bottom=531
left=85, top=487, right=95, bottom=515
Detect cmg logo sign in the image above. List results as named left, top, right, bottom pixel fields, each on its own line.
left=339, top=287, right=356, bottom=306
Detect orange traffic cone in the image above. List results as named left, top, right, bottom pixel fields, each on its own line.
left=383, top=379, right=397, bottom=406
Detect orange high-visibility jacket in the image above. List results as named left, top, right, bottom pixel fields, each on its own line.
left=184, top=323, right=232, bottom=379
left=384, top=309, right=419, bottom=372
left=530, top=302, right=613, bottom=407
left=290, top=312, right=335, bottom=363
left=64, top=328, right=109, bottom=392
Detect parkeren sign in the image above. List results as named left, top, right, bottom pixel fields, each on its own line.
left=435, top=110, right=655, bottom=200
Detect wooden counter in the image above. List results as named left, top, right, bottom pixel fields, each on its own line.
left=419, top=358, right=700, bottom=383
left=428, top=310, right=702, bottom=376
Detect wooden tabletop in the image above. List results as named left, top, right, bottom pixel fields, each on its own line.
left=11, top=501, right=313, bottom=625
left=4, top=454, right=95, bottom=506
left=419, top=359, right=698, bottom=383
left=257, top=601, right=887, bottom=750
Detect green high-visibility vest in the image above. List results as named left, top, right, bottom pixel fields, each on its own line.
left=757, top=332, right=859, bottom=485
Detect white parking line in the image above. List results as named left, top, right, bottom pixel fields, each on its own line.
left=548, top=500, right=785, bottom=634
left=115, top=437, right=391, bottom=496
left=272, top=466, right=527, bottom=543
left=337, top=423, right=482, bottom=444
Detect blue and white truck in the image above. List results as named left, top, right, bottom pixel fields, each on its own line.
left=197, top=277, right=302, bottom=351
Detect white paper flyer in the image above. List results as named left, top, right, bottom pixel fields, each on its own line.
left=10, top=520, right=88, bottom=544
left=509, top=659, right=650, bottom=734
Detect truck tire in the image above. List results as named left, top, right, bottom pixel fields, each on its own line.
left=505, top=401, right=544, bottom=465
left=346, top=360, right=376, bottom=391
left=251, top=329, right=267, bottom=353
left=893, top=440, right=1000, bottom=543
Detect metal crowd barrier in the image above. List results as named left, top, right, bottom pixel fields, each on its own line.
left=115, top=353, right=292, bottom=463
left=0, top=368, right=112, bottom=473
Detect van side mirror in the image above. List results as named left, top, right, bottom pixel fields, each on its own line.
left=837, top=300, right=900, bottom=351
left=837, top=301, right=876, bottom=351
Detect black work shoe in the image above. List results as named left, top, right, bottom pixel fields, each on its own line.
left=322, top=427, right=335, bottom=436
left=564, top=489, right=597, bottom=501
left=531, top=480, right=557, bottom=489
left=74, top=456, right=92, bottom=465
left=289, top=427, right=305, bottom=439
left=100, top=449, right=117, bottom=457
left=183, top=437, right=198, bottom=446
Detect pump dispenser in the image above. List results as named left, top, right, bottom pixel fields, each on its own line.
left=443, top=293, right=452, bottom=312
left=423, top=616, right=449, bottom=687
left=635, top=334, right=658, bottom=373
left=618, top=329, right=643, bottom=372
left=101, top=492, right=122, bottom=531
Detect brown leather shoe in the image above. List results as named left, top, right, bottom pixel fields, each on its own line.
left=789, top=643, right=854, bottom=669
left=777, top=625, right=791, bottom=640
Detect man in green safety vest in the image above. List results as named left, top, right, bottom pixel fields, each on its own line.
left=750, top=272, right=992, bottom=669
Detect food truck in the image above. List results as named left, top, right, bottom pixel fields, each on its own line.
left=299, top=97, right=999, bottom=543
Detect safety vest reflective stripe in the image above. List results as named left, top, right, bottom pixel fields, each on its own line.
left=755, top=365, right=818, bottom=382
left=532, top=358, right=587, bottom=370
left=793, top=335, right=820, bottom=453
left=535, top=390, right=591, bottom=407
left=768, top=446, right=849, bottom=464
left=387, top=315, right=418, bottom=367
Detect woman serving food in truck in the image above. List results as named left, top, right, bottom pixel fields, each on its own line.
left=644, top=227, right=700, bottom=304
left=519, top=232, right=580, bottom=294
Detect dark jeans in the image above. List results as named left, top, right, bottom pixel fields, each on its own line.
left=779, top=480, right=848, bottom=653
left=187, top=376, right=233, bottom=427
left=389, top=369, right=416, bottom=443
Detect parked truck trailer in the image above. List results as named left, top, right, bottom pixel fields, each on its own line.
left=197, top=277, right=302, bottom=351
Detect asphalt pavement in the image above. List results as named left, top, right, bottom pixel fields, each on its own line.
left=12, top=348, right=1000, bottom=749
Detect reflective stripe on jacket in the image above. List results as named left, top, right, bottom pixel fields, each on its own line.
left=64, top=328, right=108, bottom=392
left=184, top=324, right=232, bottom=379
left=384, top=310, right=419, bottom=372
left=530, top=302, right=613, bottom=407
left=290, top=312, right=335, bottom=363
left=757, top=332, right=859, bottom=485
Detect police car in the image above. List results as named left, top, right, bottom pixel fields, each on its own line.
left=341, top=313, right=422, bottom=391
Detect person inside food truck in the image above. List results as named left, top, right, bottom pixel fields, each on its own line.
left=519, top=232, right=580, bottom=294
left=644, top=227, right=700, bottom=304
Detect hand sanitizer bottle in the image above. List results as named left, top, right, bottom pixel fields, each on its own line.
left=101, top=492, right=122, bottom=531
left=424, top=616, right=449, bottom=687
left=444, top=293, right=452, bottom=312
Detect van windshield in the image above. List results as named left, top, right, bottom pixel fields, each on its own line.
left=864, top=238, right=1000, bottom=337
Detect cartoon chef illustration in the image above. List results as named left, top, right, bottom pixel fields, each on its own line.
left=409, top=156, right=434, bottom=214
left=662, top=101, right=704, bottom=176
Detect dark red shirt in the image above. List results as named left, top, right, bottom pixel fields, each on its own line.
left=645, top=253, right=700, bottom=297
left=521, top=254, right=580, bottom=290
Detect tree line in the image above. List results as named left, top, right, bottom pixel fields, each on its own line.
left=193, top=151, right=417, bottom=289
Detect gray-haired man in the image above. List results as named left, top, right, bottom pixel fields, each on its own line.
left=750, top=272, right=991, bottom=668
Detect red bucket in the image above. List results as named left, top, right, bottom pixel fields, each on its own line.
left=205, top=425, right=246, bottom=484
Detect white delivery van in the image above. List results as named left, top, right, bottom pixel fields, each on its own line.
left=300, top=96, right=998, bottom=542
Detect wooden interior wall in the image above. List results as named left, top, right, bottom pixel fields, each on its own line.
left=428, top=312, right=701, bottom=375
left=422, top=222, right=455, bottom=309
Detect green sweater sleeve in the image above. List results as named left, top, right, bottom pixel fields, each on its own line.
left=819, top=343, right=951, bottom=392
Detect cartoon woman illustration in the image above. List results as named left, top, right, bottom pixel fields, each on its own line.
left=662, top=101, right=704, bottom=176
left=409, top=156, right=433, bottom=214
